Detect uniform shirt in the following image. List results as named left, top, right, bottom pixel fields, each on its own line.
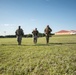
left=44, top=27, right=52, bottom=34
left=15, top=29, right=24, bottom=36
left=32, top=30, right=39, bottom=36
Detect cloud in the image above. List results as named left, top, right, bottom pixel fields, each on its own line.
left=0, top=24, right=17, bottom=27
left=4, top=24, right=9, bottom=26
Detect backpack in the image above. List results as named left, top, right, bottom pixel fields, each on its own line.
left=45, top=27, right=52, bottom=34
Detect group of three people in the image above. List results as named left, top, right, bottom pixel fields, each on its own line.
left=15, top=25, right=52, bottom=45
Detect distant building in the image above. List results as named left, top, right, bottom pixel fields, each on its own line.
left=70, top=30, right=76, bottom=34
left=55, top=30, right=76, bottom=35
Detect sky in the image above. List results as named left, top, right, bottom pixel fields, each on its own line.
left=0, top=0, right=76, bottom=35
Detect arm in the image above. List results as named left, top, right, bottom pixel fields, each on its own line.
left=49, top=27, right=52, bottom=32
left=44, top=28, right=46, bottom=34
left=15, top=30, right=17, bottom=36
left=21, top=29, right=24, bottom=36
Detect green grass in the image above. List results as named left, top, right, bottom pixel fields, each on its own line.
left=0, top=35, right=76, bottom=75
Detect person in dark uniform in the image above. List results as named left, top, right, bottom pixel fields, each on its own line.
left=15, top=26, right=24, bottom=45
left=32, top=28, right=39, bottom=44
left=44, top=25, right=52, bottom=44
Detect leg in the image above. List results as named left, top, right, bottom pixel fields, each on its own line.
left=35, top=37, right=37, bottom=44
left=47, top=36, right=49, bottom=44
left=33, top=36, right=37, bottom=44
left=17, top=36, right=22, bottom=45
left=33, top=37, right=35, bottom=44
left=34, top=38, right=37, bottom=44
left=46, top=36, right=48, bottom=44
left=46, top=35, right=49, bottom=44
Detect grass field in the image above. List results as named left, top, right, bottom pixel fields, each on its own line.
left=0, top=35, right=76, bottom=75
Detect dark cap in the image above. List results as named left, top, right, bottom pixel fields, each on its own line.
left=19, top=26, right=21, bottom=27
left=18, top=26, right=21, bottom=29
left=47, top=25, right=49, bottom=27
left=35, top=28, right=37, bottom=30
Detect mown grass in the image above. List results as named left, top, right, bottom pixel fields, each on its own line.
left=0, top=35, right=76, bottom=75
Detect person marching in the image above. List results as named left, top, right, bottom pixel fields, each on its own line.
left=44, top=25, right=52, bottom=44
left=32, top=28, right=39, bottom=44
left=15, top=26, right=24, bottom=45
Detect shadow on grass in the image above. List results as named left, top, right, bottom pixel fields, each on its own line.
left=0, top=42, right=76, bottom=46
left=0, top=43, right=53, bottom=46
left=0, top=44, right=18, bottom=46
left=29, top=42, right=76, bottom=46
left=49, top=43, right=76, bottom=45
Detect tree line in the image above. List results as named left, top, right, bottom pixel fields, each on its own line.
left=0, top=33, right=54, bottom=38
